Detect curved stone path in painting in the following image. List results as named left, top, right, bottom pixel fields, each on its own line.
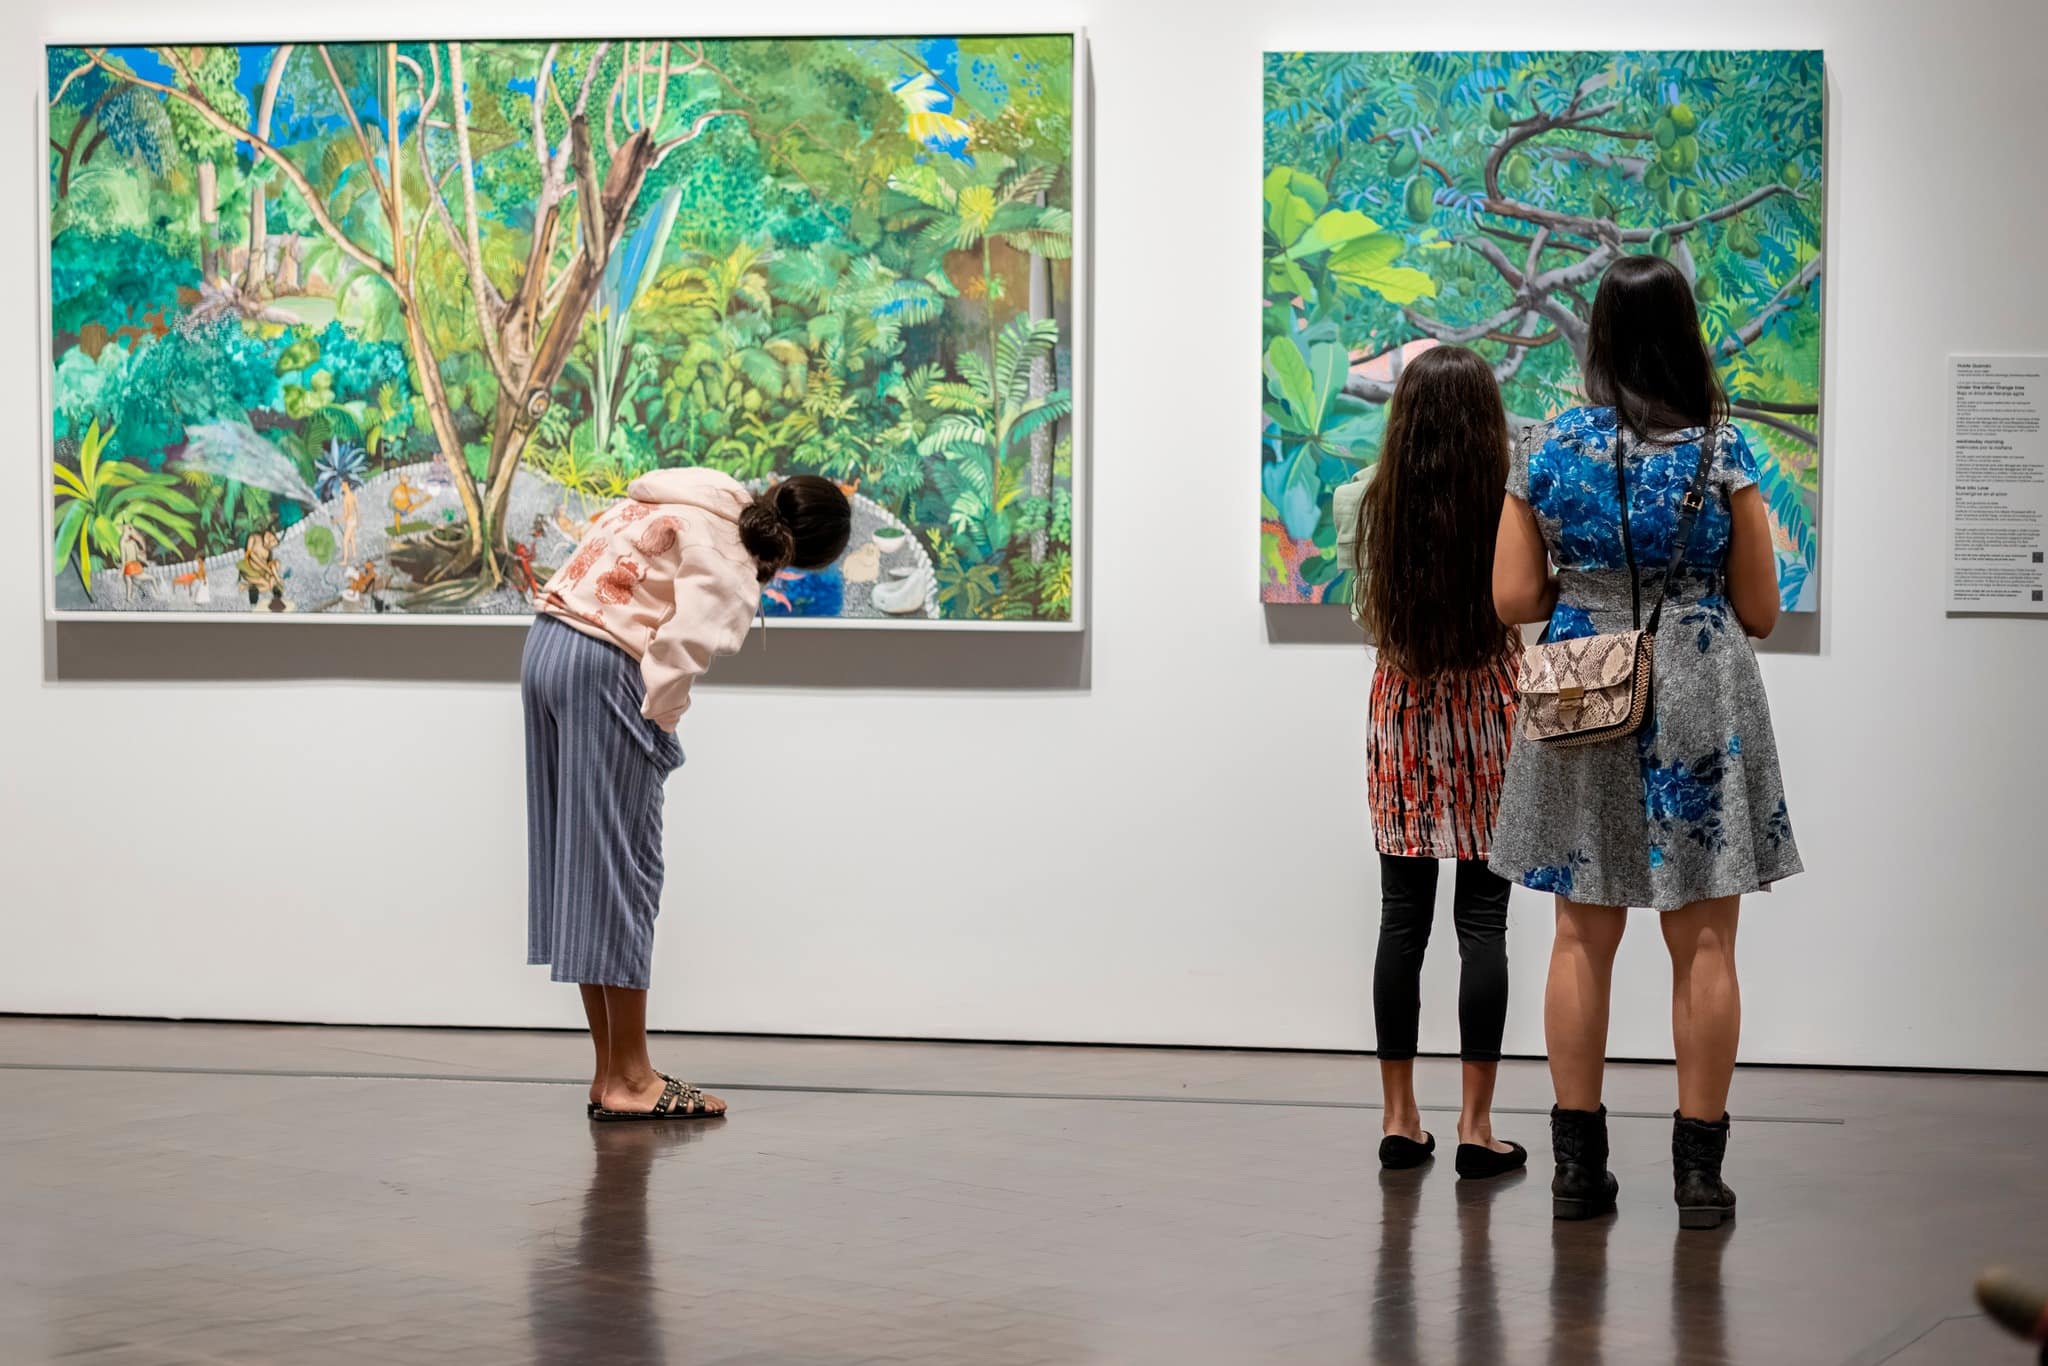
left=60, top=462, right=938, bottom=620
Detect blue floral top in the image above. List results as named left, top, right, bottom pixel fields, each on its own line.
left=1514, top=405, right=1760, bottom=648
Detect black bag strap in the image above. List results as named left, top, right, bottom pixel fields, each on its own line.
left=1611, top=431, right=1642, bottom=630
left=1645, top=428, right=1722, bottom=634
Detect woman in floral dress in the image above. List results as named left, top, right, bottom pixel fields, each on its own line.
left=1492, top=256, right=1802, bottom=1229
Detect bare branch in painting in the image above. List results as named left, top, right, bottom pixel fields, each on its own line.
left=1629, top=184, right=1801, bottom=243
left=1403, top=302, right=1528, bottom=345
left=1484, top=101, right=1624, bottom=199
left=573, top=41, right=610, bottom=119
left=1481, top=224, right=1593, bottom=258
left=528, top=41, right=560, bottom=176
left=384, top=43, right=405, bottom=279
left=245, top=45, right=293, bottom=295
left=1529, top=296, right=1590, bottom=356
left=316, top=46, right=394, bottom=224
left=1729, top=403, right=1818, bottom=446
left=1342, top=371, right=1394, bottom=404
left=1491, top=312, right=1549, bottom=386
left=1531, top=245, right=1618, bottom=296
left=1733, top=397, right=1820, bottom=415
left=81, top=48, right=399, bottom=288
left=446, top=42, right=513, bottom=387
left=1717, top=252, right=1825, bottom=356
left=654, top=110, right=748, bottom=165
left=49, top=59, right=97, bottom=108
left=401, top=50, right=448, bottom=269
left=569, top=115, right=607, bottom=266
left=651, top=42, right=672, bottom=137
left=1466, top=236, right=1529, bottom=290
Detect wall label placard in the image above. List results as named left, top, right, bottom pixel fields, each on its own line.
left=1948, top=355, right=2048, bottom=614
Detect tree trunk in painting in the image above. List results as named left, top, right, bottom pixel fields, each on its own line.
left=195, top=161, right=218, bottom=282
left=1026, top=191, right=1056, bottom=564
left=246, top=46, right=292, bottom=297
left=400, top=301, right=487, bottom=565
left=478, top=125, right=661, bottom=561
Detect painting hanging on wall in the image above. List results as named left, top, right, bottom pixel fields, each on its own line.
left=45, top=33, right=1084, bottom=626
left=1262, top=49, right=1824, bottom=611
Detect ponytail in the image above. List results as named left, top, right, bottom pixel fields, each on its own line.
left=736, top=491, right=798, bottom=584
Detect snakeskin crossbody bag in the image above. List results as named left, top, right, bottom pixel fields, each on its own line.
left=1517, top=428, right=1718, bottom=747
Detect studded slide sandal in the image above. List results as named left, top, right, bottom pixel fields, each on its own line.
left=590, top=1073, right=725, bottom=1123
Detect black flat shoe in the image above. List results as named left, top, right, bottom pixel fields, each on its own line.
left=1379, top=1132, right=1436, bottom=1169
left=1456, top=1139, right=1528, bottom=1180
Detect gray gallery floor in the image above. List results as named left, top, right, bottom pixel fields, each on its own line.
left=3, top=1017, right=2044, bottom=1365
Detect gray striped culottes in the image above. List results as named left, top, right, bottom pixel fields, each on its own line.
left=522, top=614, right=684, bottom=990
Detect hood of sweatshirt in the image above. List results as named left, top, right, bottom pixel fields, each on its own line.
left=625, top=467, right=750, bottom=524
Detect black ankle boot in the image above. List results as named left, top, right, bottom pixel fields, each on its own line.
left=1673, top=1112, right=1737, bottom=1230
left=1550, top=1104, right=1619, bottom=1220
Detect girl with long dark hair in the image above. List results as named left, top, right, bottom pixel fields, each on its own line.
left=523, top=469, right=850, bottom=1122
left=1491, top=254, right=1802, bottom=1227
left=1345, top=344, right=1526, bottom=1180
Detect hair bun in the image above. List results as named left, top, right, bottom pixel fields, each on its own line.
left=737, top=495, right=797, bottom=584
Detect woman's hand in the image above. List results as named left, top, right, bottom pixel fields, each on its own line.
left=1493, top=494, right=1558, bottom=625
left=1725, top=484, right=1781, bottom=638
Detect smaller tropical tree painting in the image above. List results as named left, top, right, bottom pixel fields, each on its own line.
left=46, top=34, right=1080, bottom=623
left=1262, top=50, right=1824, bottom=611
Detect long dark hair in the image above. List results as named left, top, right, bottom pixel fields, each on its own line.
left=1583, top=254, right=1728, bottom=438
left=1355, top=345, right=1519, bottom=677
left=737, top=475, right=851, bottom=583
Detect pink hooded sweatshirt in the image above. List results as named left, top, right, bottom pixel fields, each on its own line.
left=538, top=468, right=762, bottom=732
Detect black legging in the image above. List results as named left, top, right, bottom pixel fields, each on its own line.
left=1373, top=854, right=1510, bottom=1062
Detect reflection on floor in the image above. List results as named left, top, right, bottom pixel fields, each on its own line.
left=2, top=1019, right=2044, bottom=1365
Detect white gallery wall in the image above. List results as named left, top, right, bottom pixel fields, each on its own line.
left=7, top=0, right=2047, bottom=1070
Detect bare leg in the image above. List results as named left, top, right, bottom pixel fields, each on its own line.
left=597, top=985, right=726, bottom=1115
left=578, top=984, right=608, bottom=1108
left=1380, top=1058, right=1424, bottom=1142
left=1545, top=897, right=1628, bottom=1112
left=1459, top=1061, right=1510, bottom=1150
left=1662, top=897, right=1742, bottom=1119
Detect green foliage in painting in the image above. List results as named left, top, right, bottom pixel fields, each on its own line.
left=47, top=35, right=1078, bottom=621
left=1261, top=50, right=1825, bottom=611
left=52, top=418, right=199, bottom=594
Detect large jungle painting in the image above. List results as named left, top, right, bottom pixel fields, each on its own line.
left=46, top=36, right=1079, bottom=622
left=1262, top=50, right=1824, bottom=611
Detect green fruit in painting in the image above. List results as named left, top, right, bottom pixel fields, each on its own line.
left=1593, top=191, right=1618, bottom=220
left=1649, top=230, right=1672, bottom=258
left=1783, top=160, right=1805, bottom=187
left=305, top=525, right=336, bottom=566
left=1672, top=136, right=1700, bottom=173
left=1676, top=188, right=1703, bottom=219
left=1654, top=116, right=1678, bottom=149
left=1657, top=184, right=1678, bottom=216
left=1646, top=163, right=1670, bottom=191
left=1505, top=153, right=1534, bottom=191
left=1694, top=273, right=1718, bottom=302
left=1669, top=102, right=1699, bottom=134
left=1732, top=226, right=1762, bottom=258
left=1404, top=176, right=1436, bottom=222
left=1387, top=141, right=1420, bottom=176
left=1488, top=103, right=1512, bottom=131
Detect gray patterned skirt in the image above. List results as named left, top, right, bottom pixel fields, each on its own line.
left=1489, top=575, right=1803, bottom=910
